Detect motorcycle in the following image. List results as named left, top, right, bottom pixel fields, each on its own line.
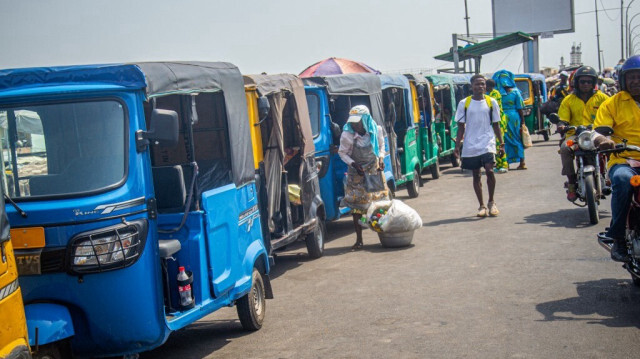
left=549, top=114, right=610, bottom=224
left=595, top=127, right=640, bottom=286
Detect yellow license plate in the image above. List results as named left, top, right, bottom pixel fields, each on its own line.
left=11, top=227, right=45, bottom=249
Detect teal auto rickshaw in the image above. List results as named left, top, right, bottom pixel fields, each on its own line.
left=426, top=74, right=460, bottom=167
left=379, top=74, right=422, bottom=198
left=515, top=73, right=550, bottom=141
left=404, top=74, right=440, bottom=179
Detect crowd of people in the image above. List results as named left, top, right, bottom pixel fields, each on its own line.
left=339, top=58, right=640, bottom=261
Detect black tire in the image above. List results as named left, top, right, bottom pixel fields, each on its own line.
left=407, top=169, right=420, bottom=198
left=450, top=153, right=460, bottom=167
left=237, top=268, right=266, bottom=331
left=543, top=130, right=550, bottom=141
left=33, top=341, right=72, bottom=359
left=305, top=218, right=325, bottom=259
left=430, top=157, right=441, bottom=179
left=585, top=175, right=599, bottom=224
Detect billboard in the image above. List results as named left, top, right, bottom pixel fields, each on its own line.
left=492, top=0, right=574, bottom=36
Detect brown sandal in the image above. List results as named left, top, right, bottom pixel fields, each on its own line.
left=351, top=242, right=364, bottom=251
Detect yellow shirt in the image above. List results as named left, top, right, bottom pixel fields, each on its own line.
left=594, top=91, right=640, bottom=168
left=558, top=91, right=609, bottom=136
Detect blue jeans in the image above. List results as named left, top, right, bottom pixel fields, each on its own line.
left=606, top=164, right=640, bottom=240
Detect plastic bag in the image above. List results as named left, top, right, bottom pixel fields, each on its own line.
left=366, top=199, right=422, bottom=233
left=521, top=126, right=533, bottom=148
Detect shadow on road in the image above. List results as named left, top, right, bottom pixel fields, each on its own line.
left=520, top=207, right=611, bottom=229
left=423, top=216, right=484, bottom=226
left=140, top=319, right=245, bottom=359
left=536, top=278, right=640, bottom=328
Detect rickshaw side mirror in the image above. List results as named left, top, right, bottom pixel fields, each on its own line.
left=258, top=96, right=270, bottom=122
left=595, top=126, right=614, bottom=136
left=136, top=109, right=179, bottom=152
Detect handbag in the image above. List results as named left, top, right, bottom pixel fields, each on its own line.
left=363, top=171, right=385, bottom=193
left=521, top=126, right=533, bottom=148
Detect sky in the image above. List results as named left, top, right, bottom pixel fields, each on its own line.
left=0, top=0, right=637, bottom=75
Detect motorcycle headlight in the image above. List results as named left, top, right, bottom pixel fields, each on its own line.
left=68, top=219, right=147, bottom=274
left=577, top=131, right=596, bottom=151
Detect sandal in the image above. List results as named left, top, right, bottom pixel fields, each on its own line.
left=351, top=242, right=364, bottom=251
left=516, top=164, right=528, bottom=170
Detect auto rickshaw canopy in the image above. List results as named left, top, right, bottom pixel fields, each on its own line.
left=0, top=62, right=255, bottom=187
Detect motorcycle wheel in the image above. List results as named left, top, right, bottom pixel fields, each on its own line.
left=585, top=175, right=599, bottom=224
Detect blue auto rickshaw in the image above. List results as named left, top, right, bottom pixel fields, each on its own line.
left=303, top=73, right=394, bottom=221
left=515, top=73, right=550, bottom=141
left=0, top=62, right=272, bottom=358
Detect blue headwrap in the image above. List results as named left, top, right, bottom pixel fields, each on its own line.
left=492, top=70, right=517, bottom=96
left=342, top=113, right=380, bottom=157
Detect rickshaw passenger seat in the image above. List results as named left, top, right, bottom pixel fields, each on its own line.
left=159, top=239, right=181, bottom=258
left=152, top=165, right=187, bottom=212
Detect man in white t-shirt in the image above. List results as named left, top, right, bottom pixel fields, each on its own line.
left=453, top=74, right=504, bottom=217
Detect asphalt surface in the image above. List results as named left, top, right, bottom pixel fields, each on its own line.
left=142, top=133, right=640, bottom=359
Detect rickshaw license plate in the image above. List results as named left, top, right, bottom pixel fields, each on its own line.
left=15, top=249, right=42, bottom=275
left=11, top=227, right=45, bottom=249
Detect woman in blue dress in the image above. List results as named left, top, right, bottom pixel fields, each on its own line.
left=493, top=70, right=526, bottom=170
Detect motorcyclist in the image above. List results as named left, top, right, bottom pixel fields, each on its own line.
left=593, top=55, right=640, bottom=262
left=557, top=66, right=609, bottom=201
left=550, top=71, right=570, bottom=103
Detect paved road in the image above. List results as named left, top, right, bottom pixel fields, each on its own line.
left=142, top=134, right=640, bottom=359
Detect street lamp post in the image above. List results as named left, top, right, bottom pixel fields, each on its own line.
left=626, top=0, right=637, bottom=57
left=629, top=13, right=640, bottom=56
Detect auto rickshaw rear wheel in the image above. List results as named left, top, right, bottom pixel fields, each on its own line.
left=430, top=157, right=441, bottom=179
left=305, top=218, right=325, bottom=259
left=407, top=169, right=420, bottom=198
left=237, top=268, right=266, bottom=331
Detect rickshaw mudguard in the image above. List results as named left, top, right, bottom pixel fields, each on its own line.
left=25, top=303, right=74, bottom=346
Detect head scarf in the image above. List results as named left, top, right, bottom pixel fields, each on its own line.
left=343, top=112, right=380, bottom=157
left=492, top=70, right=517, bottom=96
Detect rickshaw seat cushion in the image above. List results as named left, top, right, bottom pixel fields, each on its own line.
left=158, top=239, right=181, bottom=258
left=152, top=165, right=187, bottom=212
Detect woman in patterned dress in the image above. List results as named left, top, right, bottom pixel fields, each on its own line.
left=338, top=105, right=389, bottom=250
left=486, top=78, right=508, bottom=173
left=493, top=70, right=527, bottom=170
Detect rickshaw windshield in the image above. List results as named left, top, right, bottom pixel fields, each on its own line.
left=306, top=93, right=321, bottom=137
left=515, top=80, right=531, bottom=101
left=1, top=100, right=126, bottom=199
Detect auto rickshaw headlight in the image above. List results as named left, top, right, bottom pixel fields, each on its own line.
left=68, top=219, right=148, bottom=274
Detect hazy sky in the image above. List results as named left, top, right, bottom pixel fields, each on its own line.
left=0, top=0, right=637, bottom=74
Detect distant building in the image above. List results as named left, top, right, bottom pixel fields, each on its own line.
left=559, top=43, right=582, bottom=71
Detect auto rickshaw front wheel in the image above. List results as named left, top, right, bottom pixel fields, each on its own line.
left=237, top=268, right=266, bottom=331
left=305, top=218, right=325, bottom=259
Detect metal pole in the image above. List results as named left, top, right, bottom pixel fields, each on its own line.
left=629, top=13, right=640, bottom=56
left=626, top=0, right=637, bottom=57
left=622, top=0, right=625, bottom=59
left=464, top=0, right=470, bottom=36
left=596, top=0, right=602, bottom=72
left=464, top=0, right=471, bottom=72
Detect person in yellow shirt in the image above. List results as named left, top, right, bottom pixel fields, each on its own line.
left=486, top=79, right=508, bottom=173
left=557, top=66, right=609, bottom=201
left=594, top=56, right=640, bottom=261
